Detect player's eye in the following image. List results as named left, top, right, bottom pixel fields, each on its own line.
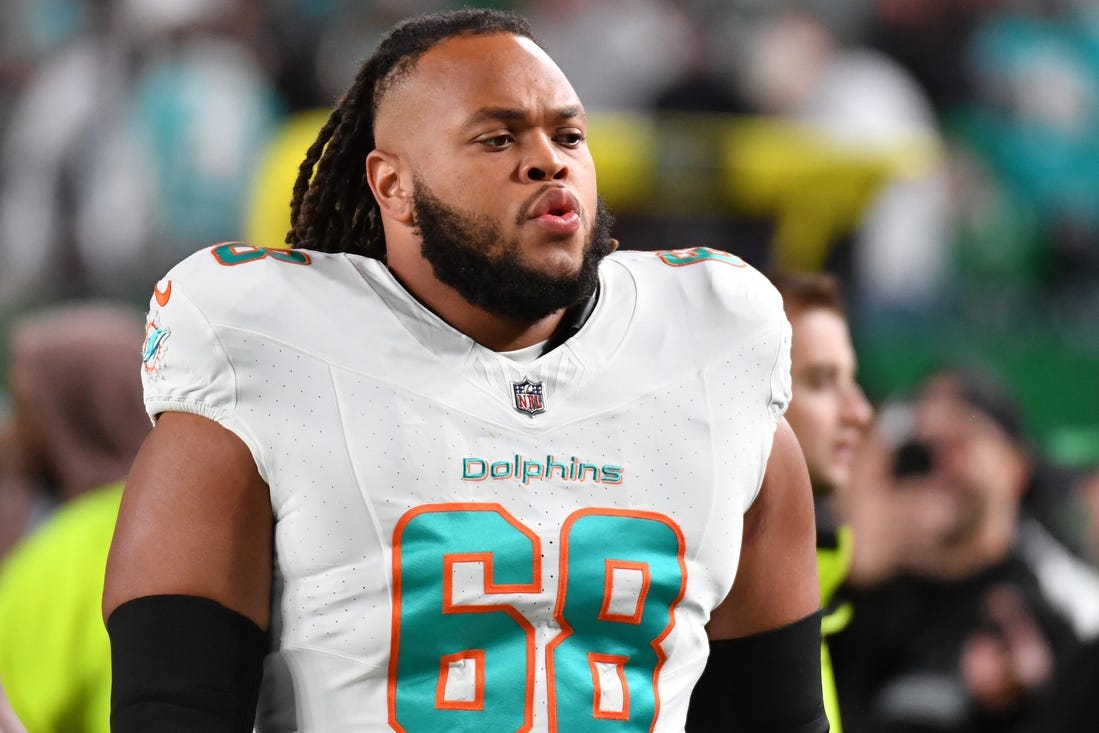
left=557, top=131, right=585, bottom=148
left=480, top=134, right=514, bottom=150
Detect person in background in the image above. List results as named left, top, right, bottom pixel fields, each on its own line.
left=1, top=302, right=148, bottom=555
left=738, top=6, right=950, bottom=315
left=0, top=426, right=35, bottom=559
left=771, top=270, right=874, bottom=733
left=0, top=482, right=121, bottom=733
left=0, top=301, right=148, bottom=732
left=830, top=366, right=1099, bottom=733
left=0, top=0, right=282, bottom=307
left=103, top=8, right=826, bottom=733
left=1082, top=469, right=1099, bottom=566
left=1022, top=458, right=1099, bottom=732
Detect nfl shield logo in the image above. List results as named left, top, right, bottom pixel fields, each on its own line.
left=512, top=378, right=546, bottom=417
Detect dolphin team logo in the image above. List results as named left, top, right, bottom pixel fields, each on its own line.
left=142, top=313, right=171, bottom=376
left=512, top=378, right=546, bottom=417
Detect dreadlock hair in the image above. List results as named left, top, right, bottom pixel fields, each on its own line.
left=286, top=8, right=537, bottom=258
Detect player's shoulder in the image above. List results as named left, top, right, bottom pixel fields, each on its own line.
left=164, top=242, right=336, bottom=285
left=607, top=246, right=783, bottom=321
left=157, top=242, right=357, bottom=319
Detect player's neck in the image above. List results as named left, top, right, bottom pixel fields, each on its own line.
left=385, top=251, right=565, bottom=352
left=454, top=305, right=565, bottom=352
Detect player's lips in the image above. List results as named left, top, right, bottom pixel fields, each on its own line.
left=526, top=188, right=582, bottom=235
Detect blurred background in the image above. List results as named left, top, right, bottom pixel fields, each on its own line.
left=0, top=0, right=1097, bottom=467
left=3, top=2, right=1099, bottom=731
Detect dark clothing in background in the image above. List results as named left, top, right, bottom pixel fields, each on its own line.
left=830, top=531, right=1079, bottom=733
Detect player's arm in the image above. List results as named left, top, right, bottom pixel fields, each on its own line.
left=688, top=418, right=828, bottom=732
left=102, top=411, right=272, bottom=733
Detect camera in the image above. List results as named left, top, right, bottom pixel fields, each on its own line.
left=892, top=439, right=933, bottom=479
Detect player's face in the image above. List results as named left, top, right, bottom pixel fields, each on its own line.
left=413, top=177, right=615, bottom=320
left=390, top=33, right=605, bottom=295
left=785, top=308, right=873, bottom=494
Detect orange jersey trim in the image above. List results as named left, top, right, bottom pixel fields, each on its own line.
left=435, top=650, right=486, bottom=711
left=589, top=653, right=631, bottom=721
left=598, top=559, right=651, bottom=625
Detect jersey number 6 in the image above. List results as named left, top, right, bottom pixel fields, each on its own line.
left=389, top=504, right=687, bottom=732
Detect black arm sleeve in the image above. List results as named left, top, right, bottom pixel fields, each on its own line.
left=107, top=594, right=267, bottom=733
left=686, top=609, right=829, bottom=733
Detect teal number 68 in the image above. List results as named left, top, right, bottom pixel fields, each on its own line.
left=389, top=504, right=686, bottom=732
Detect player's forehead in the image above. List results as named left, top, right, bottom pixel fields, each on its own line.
left=381, top=32, right=582, bottom=131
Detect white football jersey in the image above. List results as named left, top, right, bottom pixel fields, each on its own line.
left=140, top=243, right=792, bottom=733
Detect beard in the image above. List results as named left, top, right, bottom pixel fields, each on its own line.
left=412, top=177, right=616, bottom=322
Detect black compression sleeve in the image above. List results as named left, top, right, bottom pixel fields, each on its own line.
left=107, top=594, right=266, bottom=733
left=686, top=610, right=829, bottom=733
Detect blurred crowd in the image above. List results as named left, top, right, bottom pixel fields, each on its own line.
left=2, top=0, right=1098, bottom=429
left=1, top=0, right=1099, bottom=732
left=2, top=0, right=1099, bottom=318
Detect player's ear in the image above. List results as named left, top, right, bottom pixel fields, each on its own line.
left=366, top=150, right=412, bottom=223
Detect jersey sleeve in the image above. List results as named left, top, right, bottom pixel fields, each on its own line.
left=654, top=248, right=792, bottom=512
left=616, top=247, right=794, bottom=514
left=642, top=246, right=792, bottom=425
left=766, top=303, right=793, bottom=423
left=139, top=249, right=268, bottom=482
left=141, top=279, right=235, bottom=423
left=727, top=266, right=792, bottom=512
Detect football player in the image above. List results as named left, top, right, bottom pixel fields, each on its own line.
left=104, top=9, right=827, bottom=732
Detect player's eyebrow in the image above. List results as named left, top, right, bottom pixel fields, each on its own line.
left=463, top=105, right=585, bottom=128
